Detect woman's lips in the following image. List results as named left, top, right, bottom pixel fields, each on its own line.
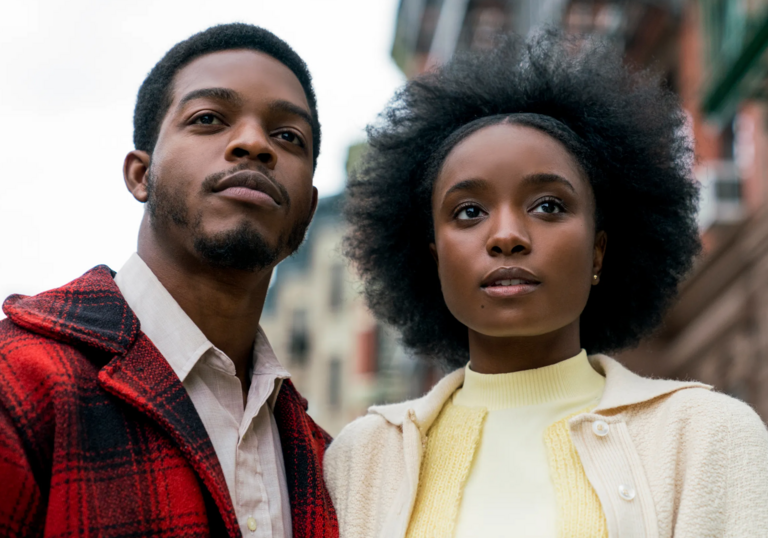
left=480, top=267, right=541, bottom=297
left=482, top=281, right=540, bottom=298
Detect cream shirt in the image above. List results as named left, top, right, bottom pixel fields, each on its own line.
left=115, top=253, right=292, bottom=538
left=452, top=350, right=605, bottom=538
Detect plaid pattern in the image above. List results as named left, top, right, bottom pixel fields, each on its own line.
left=0, top=265, right=338, bottom=538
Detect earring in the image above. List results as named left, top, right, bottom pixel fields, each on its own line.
left=593, top=274, right=599, bottom=282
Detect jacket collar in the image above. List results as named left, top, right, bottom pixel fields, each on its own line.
left=2, top=265, right=141, bottom=355
left=370, top=354, right=711, bottom=431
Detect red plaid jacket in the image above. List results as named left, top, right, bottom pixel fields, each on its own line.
left=0, top=265, right=339, bottom=538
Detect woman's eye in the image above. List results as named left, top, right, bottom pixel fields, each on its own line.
left=532, top=200, right=564, bottom=214
left=276, top=131, right=304, bottom=147
left=456, top=205, right=484, bottom=220
left=193, top=114, right=222, bottom=125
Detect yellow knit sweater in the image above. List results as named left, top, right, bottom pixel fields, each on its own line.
left=406, top=352, right=608, bottom=538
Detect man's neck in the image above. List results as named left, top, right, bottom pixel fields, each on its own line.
left=137, top=237, right=272, bottom=387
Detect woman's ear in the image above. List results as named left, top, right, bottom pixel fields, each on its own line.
left=429, top=243, right=439, bottom=268
left=123, top=150, right=152, bottom=203
left=592, top=231, right=607, bottom=284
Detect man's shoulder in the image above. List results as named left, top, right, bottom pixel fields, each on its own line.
left=0, top=315, right=106, bottom=426
left=0, top=315, right=98, bottom=379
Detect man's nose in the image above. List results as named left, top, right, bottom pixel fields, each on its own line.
left=225, top=122, right=277, bottom=168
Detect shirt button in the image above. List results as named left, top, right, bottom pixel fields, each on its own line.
left=246, top=516, right=257, bottom=532
left=592, top=420, right=610, bottom=437
left=618, top=484, right=636, bottom=501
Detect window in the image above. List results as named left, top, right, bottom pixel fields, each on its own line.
left=289, top=310, right=309, bottom=366
left=329, top=358, right=342, bottom=409
left=329, top=263, right=345, bottom=312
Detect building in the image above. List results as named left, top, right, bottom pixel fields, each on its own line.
left=261, top=149, right=435, bottom=435
left=619, top=0, right=768, bottom=421
left=390, top=0, right=768, bottom=421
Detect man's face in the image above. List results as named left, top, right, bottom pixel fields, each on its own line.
left=145, top=49, right=316, bottom=272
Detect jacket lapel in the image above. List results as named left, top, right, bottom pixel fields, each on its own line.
left=274, top=380, right=339, bottom=538
left=99, top=336, right=240, bottom=536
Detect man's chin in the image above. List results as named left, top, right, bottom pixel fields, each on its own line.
left=193, top=226, right=281, bottom=273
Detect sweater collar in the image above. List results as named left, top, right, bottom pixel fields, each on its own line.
left=454, top=350, right=604, bottom=410
left=369, top=354, right=710, bottom=430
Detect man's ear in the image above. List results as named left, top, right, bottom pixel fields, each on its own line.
left=123, top=150, right=152, bottom=203
left=429, top=242, right=439, bottom=269
left=592, top=230, right=607, bottom=284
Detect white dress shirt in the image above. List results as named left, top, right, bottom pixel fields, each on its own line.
left=114, top=253, right=292, bottom=538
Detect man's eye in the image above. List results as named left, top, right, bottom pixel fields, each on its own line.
left=193, top=114, right=223, bottom=125
left=532, top=200, right=564, bottom=214
left=456, top=205, right=484, bottom=220
left=276, top=131, right=304, bottom=147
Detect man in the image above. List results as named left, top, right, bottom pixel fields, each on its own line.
left=0, top=23, right=337, bottom=538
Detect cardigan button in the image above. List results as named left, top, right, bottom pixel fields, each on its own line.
left=592, top=420, right=610, bottom=437
left=246, top=516, right=257, bottom=532
left=618, top=484, right=636, bottom=501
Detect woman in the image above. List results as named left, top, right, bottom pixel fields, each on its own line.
left=325, top=31, right=768, bottom=538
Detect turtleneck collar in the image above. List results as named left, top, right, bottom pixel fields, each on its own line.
left=453, top=349, right=605, bottom=411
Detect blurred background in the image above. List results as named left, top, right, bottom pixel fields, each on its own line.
left=2, top=0, right=768, bottom=434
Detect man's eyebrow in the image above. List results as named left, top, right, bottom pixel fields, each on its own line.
left=177, top=87, right=243, bottom=109
left=443, top=178, right=489, bottom=202
left=522, top=173, right=577, bottom=193
left=268, top=99, right=313, bottom=128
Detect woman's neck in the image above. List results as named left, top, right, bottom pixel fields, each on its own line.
left=467, top=321, right=582, bottom=374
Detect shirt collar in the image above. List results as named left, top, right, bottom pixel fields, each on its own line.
left=114, top=253, right=289, bottom=397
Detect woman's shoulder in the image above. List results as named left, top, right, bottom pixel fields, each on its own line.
left=323, top=404, right=416, bottom=522
left=326, top=395, right=424, bottom=466
left=655, top=385, right=768, bottom=440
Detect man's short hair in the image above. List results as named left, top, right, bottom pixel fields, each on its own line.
left=133, top=23, right=321, bottom=168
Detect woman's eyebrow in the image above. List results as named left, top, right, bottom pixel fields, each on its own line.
left=522, top=173, right=576, bottom=193
left=442, top=178, right=488, bottom=202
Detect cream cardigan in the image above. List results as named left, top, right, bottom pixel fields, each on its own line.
left=324, top=355, right=768, bottom=538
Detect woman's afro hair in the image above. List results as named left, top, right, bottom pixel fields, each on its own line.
left=344, top=30, right=701, bottom=369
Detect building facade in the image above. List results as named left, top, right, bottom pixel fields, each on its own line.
left=261, top=152, right=436, bottom=435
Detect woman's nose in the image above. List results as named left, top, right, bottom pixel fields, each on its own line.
left=485, top=213, right=532, bottom=256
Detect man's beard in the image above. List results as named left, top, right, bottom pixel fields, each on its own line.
left=146, top=168, right=310, bottom=272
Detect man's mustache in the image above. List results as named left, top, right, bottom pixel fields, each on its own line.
left=201, top=162, right=291, bottom=209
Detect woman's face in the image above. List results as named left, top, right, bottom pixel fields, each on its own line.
left=430, top=123, right=606, bottom=345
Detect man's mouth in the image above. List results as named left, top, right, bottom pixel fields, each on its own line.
left=212, top=170, right=284, bottom=207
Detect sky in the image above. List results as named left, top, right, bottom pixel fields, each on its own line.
left=0, top=0, right=405, bottom=311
